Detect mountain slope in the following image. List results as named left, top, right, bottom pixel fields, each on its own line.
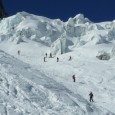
left=0, top=12, right=115, bottom=115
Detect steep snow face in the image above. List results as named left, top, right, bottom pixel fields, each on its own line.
left=0, top=12, right=64, bottom=45
left=0, top=12, right=115, bottom=55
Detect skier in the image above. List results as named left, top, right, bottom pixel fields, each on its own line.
left=57, top=57, right=59, bottom=62
left=44, top=57, right=46, bottom=62
left=89, top=91, right=94, bottom=102
left=18, top=50, right=20, bottom=55
left=69, top=56, right=72, bottom=61
left=45, top=53, right=47, bottom=58
left=72, top=74, right=75, bottom=82
left=12, top=26, right=14, bottom=30
left=49, top=53, right=52, bottom=58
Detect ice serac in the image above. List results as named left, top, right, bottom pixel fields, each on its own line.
left=67, top=14, right=91, bottom=25
left=0, top=12, right=115, bottom=55
left=0, top=0, right=8, bottom=19
left=0, top=12, right=64, bottom=45
left=50, top=32, right=69, bottom=55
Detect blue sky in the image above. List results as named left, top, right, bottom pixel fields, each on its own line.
left=3, top=0, right=115, bottom=22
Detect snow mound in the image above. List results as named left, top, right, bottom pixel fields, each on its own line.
left=96, top=51, right=110, bottom=60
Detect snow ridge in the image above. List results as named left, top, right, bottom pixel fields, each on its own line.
left=0, top=12, right=115, bottom=55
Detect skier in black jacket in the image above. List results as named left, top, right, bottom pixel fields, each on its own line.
left=89, top=92, right=94, bottom=102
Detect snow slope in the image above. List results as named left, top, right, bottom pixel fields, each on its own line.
left=0, top=12, right=115, bottom=115
left=0, top=50, right=106, bottom=115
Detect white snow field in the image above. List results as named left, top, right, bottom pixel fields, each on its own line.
left=0, top=12, right=115, bottom=115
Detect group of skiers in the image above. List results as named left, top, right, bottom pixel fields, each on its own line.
left=44, top=53, right=53, bottom=62
left=44, top=53, right=94, bottom=102
left=72, top=74, right=94, bottom=102
left=44, top=53, right=72, bottom=62
left=44, top=53, right=60, bottom=62
left=44, top=53, right=94, bottom=103
left=18, top=50, right=94, bottom=103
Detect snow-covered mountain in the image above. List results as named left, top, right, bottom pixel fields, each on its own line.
left=0, top=12, right=115, bottom=115
left=0, top=12, right=115, bottom=56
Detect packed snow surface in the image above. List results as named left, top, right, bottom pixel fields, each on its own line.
left=0, top=12, right=115, bottom=115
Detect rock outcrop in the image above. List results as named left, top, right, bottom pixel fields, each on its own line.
left=0, top=0, right=8, bottom=19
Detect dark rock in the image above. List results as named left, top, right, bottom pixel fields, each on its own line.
left=0, top=0, right=8, bottom=19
